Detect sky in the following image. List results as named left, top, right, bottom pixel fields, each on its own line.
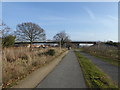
left=2, top=2, right=118, bottom=41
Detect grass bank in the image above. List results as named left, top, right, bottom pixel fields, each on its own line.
left=89, top=53, right=119, bottom=67
left=81, top=44, right=119, bottom=67
left=75, top=51, right=118, bottom=88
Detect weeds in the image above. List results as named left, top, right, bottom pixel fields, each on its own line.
left=2, top=47, right=66, bottom=88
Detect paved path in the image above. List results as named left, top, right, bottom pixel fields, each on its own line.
left=36, top=50, right=86, bottom=88
left=80, top=51, right=118, bottom=85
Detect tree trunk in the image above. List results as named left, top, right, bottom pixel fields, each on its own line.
left=30, top=41, right=33, bottom=51
left=30, top=42, right=32, bottom=48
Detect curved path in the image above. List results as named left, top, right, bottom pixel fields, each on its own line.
left=80, top=51, right=118, bottom=85
left=36, top=50, right=86, bottom=88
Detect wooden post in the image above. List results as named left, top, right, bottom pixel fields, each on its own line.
left=60, top=40, right=61, bottom=52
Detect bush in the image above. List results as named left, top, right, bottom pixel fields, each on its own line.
left=2, top=35, right=16, bottom=48
left=19, top=55, right=28, bottom=60
left=46, top=49, right=55, bottom=56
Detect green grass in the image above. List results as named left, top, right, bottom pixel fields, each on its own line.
left=87, top=52, right=119, bottom=67
left=75, top=51, right=118, bottom=88
left=91, top=54, right=119, bottom=67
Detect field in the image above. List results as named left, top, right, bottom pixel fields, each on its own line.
left=2, top=47, right=66, bottom=88
left=81, top=43, right=119, bottom=66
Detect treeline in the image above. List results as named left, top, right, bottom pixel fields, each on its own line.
left=1, top=23, right=16, bottom=48
left=1, top=22, right=71, bottom=48
left=105, top=41, right=119, bottom=47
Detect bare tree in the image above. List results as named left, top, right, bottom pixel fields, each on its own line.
left=15, top=22, right=46, bottom=47
left=0, top=22, right=16, bottom=48
left=53, top=31, right=70, bottom=47
left=0, top=22, right=11, bottom=38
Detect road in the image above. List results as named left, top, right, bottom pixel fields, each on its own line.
left=80, top=51, right=118, bottom=85
left=36, top=50, right=86, bottom=88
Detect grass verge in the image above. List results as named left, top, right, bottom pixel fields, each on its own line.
left=90, top=54, right=119, bottom=67
left=75, top=51, right=118, bottom=88
left=80, top=47, right=119, bottom=67
left=81, top=48, right=119, bottom=67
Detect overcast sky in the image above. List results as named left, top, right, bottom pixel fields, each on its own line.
left=2, top=2, right=118, bottom=41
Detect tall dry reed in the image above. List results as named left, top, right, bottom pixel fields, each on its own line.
left=2, top=47, right=66, bottom=87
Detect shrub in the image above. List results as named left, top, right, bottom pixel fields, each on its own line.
left=2, top=35, right=16, bottom=48
left=38, top=52, right=45, bottom=56
left=46, top=49, right=55, bottom=56
left=32, top=61, right=38, bottom=66
left=19, top=55, right=28, bottom=60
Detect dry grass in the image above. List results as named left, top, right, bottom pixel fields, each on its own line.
left=82, top=44, right=118, bottom=60
left=2, top=47, right=66, bottom=88
left=81, top=43, right=119, bottom=66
